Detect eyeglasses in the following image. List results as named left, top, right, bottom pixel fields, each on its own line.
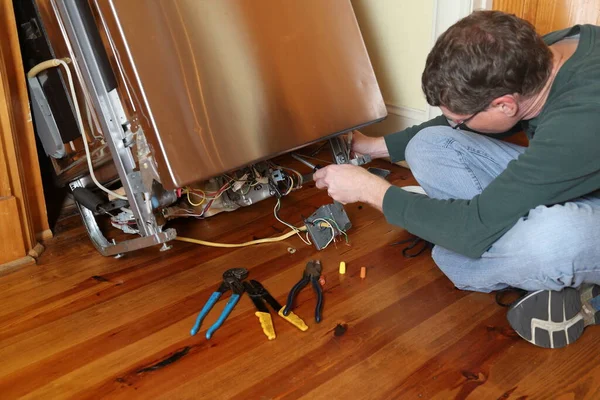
left=447, top=105, right=488, bottom=130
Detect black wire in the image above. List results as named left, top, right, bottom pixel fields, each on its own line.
left=309, top=141, right=329, bottom=156
left=390, top=236, right=433, bottom=258
left=495, top=287, right=528, bottom=307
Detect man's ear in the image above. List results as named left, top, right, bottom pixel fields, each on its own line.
left=490, top=95, right=518, bottom=117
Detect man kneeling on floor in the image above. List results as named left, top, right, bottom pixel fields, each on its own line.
left=314, top=10, right=600, bottom=349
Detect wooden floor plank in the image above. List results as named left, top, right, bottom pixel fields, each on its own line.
left=155, top=264, right=444, bottom=400
left=1, top=159, right=599, bottom=399
left=50, top=241, right=435, bottom=399
left=9, top=216, right=405, bottom=398
left=300, top=292, right=502, bottom=400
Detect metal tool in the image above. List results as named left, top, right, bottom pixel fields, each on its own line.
left=291, top=153, right=323, bottom=185
left=367, top=167, right=391, bottom=179
left=244, top=280, right=308, bottom=340
left=291, top=153, right=322, bottom=171
left=329, top=134, right=371, bottom=166
left=190, top=268, right=248, bottom=339
left=283, top=260, right=324, bottom=323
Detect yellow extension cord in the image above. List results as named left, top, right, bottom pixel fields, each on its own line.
left=175, top=226, right=308, bottom=248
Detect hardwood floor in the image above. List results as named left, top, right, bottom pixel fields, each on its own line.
left=0, top=159, right=599, bottom=399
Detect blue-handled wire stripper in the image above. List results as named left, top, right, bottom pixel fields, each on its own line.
left=190, top=268, right=248, bottom=339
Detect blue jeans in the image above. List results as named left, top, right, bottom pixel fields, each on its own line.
left=404, top=126, right=600, bottom=293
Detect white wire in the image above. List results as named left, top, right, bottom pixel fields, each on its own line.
left=279, top=166, right=304, bottom=187
left=284, top=175, right=294, bottom=195
left=274, top=198, right=311, bottom=245
left=85, top=97, right=103, bottom=141
left=169, top=213, right=206, bottom=218
left=312, top=217, right=336, bottom=249
left=164, top=208, right=205, bottom=218
left=57, top=59, right=127, bottom=200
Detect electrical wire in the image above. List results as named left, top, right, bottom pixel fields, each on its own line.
left=174, top=166, right=331, bottom=248
left=182, top=176, right=247, bottom=215
left=241, top=182, right=253, bottom=195
left=279, top=166, right=304, bottom=187
left=52, top=59, right=127, bottom=200
left=309, top=141, right=328, bottom=157
left=176, top=226, right=308, bottom=248
left=187, top=188, right=222, bottom=197
left=222, top=173, right=256, bottom=183
left=85, top=97, right=104, bottom=142
left=274, top=198, right=312, bottom=245
left=174, top=195, right=349, bottom=249
left=311, top=217, right=336, bottom=249
left=324, top=217, right=349, bottom=243
left=186, top=190, right=205, bottom=207
left=284, top=175, right=294, bottom=196
left=164, top=210, right=206, bottom=218
left=197, top=180, right=233, bottom=217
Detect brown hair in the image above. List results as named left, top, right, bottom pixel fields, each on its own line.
left=422, top=10, right=553, bottom=114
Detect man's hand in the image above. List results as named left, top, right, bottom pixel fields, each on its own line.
left=350, top=131, right=390, bottom=159
left=313, top=164, right=392, bottom=211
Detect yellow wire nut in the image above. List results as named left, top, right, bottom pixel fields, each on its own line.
left=339, top=261, right=346, bottom=275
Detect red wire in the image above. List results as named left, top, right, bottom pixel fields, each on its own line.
left=200, top=181, right=232, bottom=216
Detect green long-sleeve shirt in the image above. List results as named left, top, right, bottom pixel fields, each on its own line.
left=382, top=24, right=600, bottom=258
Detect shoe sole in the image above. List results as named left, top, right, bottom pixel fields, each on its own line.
left=507, top=288, right=589, bottom=349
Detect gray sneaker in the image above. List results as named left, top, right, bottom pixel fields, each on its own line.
left=507, top=284, right=600, bottom=349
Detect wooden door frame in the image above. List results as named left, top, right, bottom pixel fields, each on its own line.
left=0, top=0, right=48, bottom=268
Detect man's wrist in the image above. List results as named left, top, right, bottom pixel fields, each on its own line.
left=369, top=137, right=390, bottom=159
left=362, top=177, right=392, bottom=211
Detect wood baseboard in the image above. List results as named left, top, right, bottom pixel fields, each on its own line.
left=0, top=242, right=44, bottom=277
left=36, top=229, right=54, bottom=241
left=0, top=255, right=35, bottom=277
left=28, top=242, right=45, bottom=259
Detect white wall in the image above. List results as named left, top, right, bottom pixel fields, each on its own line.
left=352, top=0, right=435, bottom=114
left=352, top=0, right=489, bottom=134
